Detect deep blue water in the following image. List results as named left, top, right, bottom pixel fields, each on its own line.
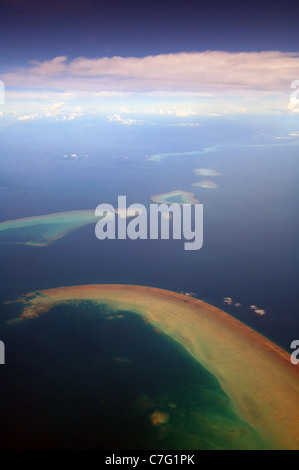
left=0, top=116, right=298, bottom=448
left=0, top=303, right=265, bottom=449
left=0, top=118, right=298, bottom=349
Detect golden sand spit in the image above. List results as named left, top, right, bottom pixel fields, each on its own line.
left=9, top=284, right=299, bottom=449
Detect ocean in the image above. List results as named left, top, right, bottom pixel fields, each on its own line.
left=0, top=116, right=298, bottom=448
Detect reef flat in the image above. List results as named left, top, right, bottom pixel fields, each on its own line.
left=0, top=210, right=107, bottom=246
left=10, top=283, right=299, bottom=449
left=147, top=148, right=218, bottom=162
left=193, top=169, right=221, bottom=176
left=151, top=191, right=199, bottom=205
left=192, top=180, right=218, bottom=188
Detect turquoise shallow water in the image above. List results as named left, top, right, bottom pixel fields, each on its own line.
left=0, top=300, right=265, bottom=449
left=0, top=211, right=99, bottom=246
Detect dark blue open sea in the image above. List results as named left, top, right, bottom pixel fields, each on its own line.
left=0, top=117, right=298, bottom=448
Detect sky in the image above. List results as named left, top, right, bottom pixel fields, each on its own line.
left=0, top=0, right=299, bottom=122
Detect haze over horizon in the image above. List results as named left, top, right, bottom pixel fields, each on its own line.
left=1, top=0, right=299, bottom=121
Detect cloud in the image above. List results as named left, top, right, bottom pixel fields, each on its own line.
left=3, top=51, right=299, bottom=94
left=2, top=51, right=299, bottom=118
left=107, top=114, right=144, bottom=125
left=286, top=97, right=299, bottom=113
left=42, top=101, right=67, bottom=117
left=17, top=113, right=38, bottom=121
left=286, top=80, right=299, bottom=113
left=5, top=101, right=84, bottom=122
left=175, top=109, right=198, bottom=117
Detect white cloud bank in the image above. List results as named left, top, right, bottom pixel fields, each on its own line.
left=3, top=51, right=299, bottom=93
left=1, top=51, right=299, bottom=117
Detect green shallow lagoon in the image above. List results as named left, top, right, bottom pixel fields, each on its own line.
left=0, top=300, right=266, bottom=450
